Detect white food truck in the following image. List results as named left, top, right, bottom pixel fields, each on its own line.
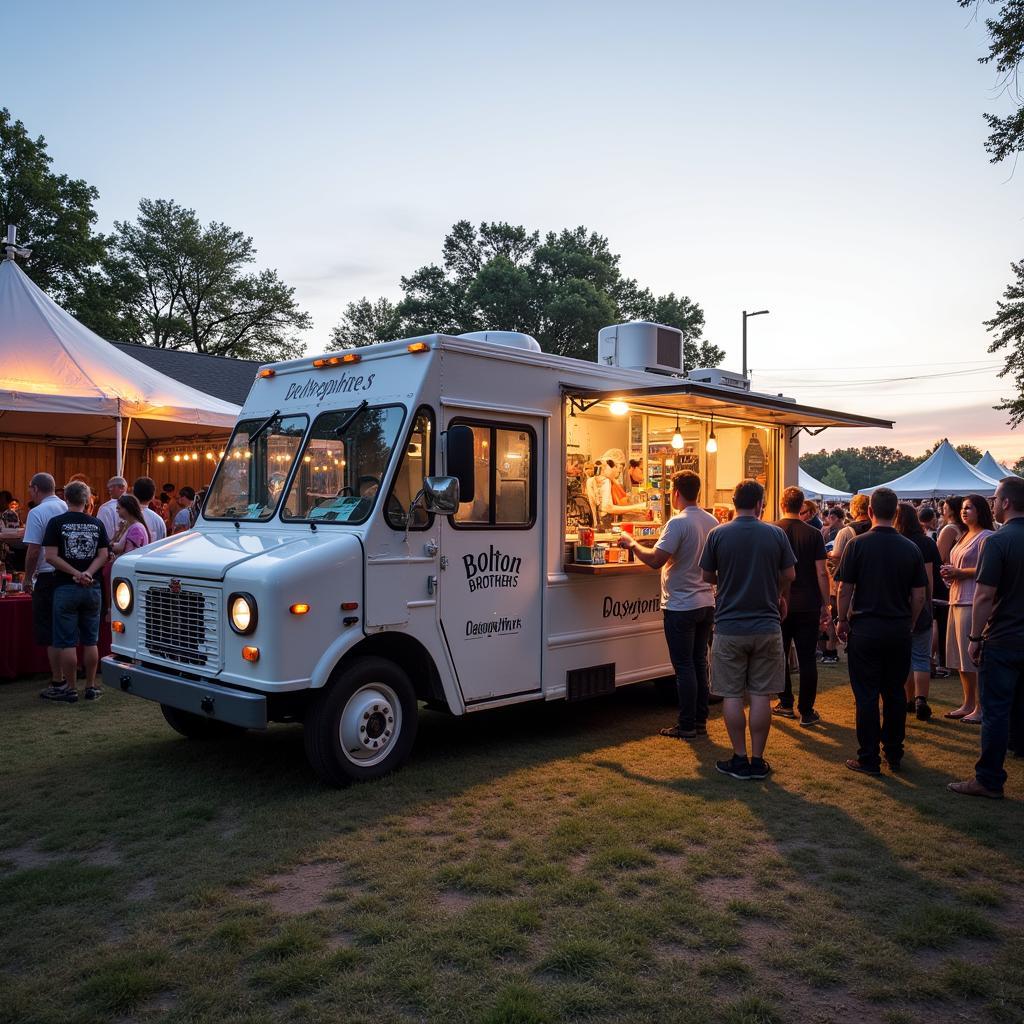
left=101, top=322, right=887, bottom=784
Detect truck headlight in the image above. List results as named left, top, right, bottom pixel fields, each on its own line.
left=113, top=578, right=133, bottom=613
left=229, top=592, right=258, bottom=635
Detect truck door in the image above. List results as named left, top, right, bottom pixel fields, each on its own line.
left=439, top=416, right=543, bottom=704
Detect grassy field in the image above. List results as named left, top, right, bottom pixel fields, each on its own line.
left=1, top=664, right=1023, bottom=1024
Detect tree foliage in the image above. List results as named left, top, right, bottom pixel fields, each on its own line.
left=980, top=258, right=1024, bottom=425
left=959, top=0, right=1024, bottom=163
left=0, top=108, right=107, bottom=312
left=821, top=464, right=851, bottom=492
left=800, top=446, right=922, bottom=492
left=331, top=220, right=721, bottom=366
left=81, top=198, right=311, bottom=361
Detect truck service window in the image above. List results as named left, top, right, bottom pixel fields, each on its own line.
left=385, top=407, right=434, bottom=530
left=282, top=405, right=405, bottom=523
left=204, top=414, right=308, bottom=521
left=452, top=421, right=535, bottom=528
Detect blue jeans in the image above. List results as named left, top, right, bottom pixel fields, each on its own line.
left=663, top=606, right=714, bottom=731
left=52, top=583, right=102, bottom=649
left=975, top=645, right=1024, bottom=792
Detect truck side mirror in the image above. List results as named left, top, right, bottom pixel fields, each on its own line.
left=446, top=424, right=475, bottom=504
left=422, top=476, right=460, bottom=515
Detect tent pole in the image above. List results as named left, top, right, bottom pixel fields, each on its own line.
left=121, top=417, right=133, bottom=474
left=115, top=405, right=123, bottom=477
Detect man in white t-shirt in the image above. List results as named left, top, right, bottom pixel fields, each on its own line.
left=96, top=476, right=127, bottom=540
left=22, top=472, right=69, bottom=695
left=619, top=470, right=718, bottom=739
left=132, top=476, right=167, bottom=542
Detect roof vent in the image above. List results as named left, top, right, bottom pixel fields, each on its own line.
left=686, top=367, right=751, bottom=392
left=597, top=322, right=683, bottom=374
left=457, top=330, right=541, bottom=352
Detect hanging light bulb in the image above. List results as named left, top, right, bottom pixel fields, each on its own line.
left=671, top=411, right=684, bottom=451
left=609, top=400, right=629, bottom=416
left=706, top=414, right=718, bottom=454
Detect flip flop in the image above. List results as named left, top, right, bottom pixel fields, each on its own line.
left=961, top=716, right=983, bottom=725
left=944, top=710, right=969, bottom=719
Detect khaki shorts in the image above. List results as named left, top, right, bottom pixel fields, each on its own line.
left=711, top=632, right=785, bottom=698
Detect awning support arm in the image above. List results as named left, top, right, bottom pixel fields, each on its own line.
left=789, top=425, right=829, bottom=443
left=567, top=396, right=604, bottom=416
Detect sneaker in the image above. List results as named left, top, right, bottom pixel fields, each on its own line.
left=42, top=685, right=78, bottom=704
left=716, top=755, right=751, bottom=780
left=915, top=699, right=932, bottom=722
left=695, top=722, right=708, bottom=736
left=844, top=758, right=880, bottom=776
left=659, top=725, right=697, bottom=739
left=748, top=758, right=772, bottom=780
left=821, top=654, right=839, bottom=665
left=84, top=687, right=103, bottom=701
left=772, top=702, right=796, bottom=719
left=799, top=710, right=821, bottom=727
left=39, top=683, right=68, bottom=700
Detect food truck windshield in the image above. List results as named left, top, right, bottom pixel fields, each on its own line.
left=204, top=405, right=407, bottom=523
left=564, top=400, right=781, bottom=546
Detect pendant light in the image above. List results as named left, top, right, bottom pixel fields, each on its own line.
left=706, top=414, right=718, bottom=454
left=671, top=411, right=684, bottom=451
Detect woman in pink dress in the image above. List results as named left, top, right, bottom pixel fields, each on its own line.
left=941, top=494, right=995, bottom=723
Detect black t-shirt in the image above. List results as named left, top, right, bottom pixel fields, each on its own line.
left=775, top=517, right=827, bottom=615
left=836, top=526, right=927, bottom=638
left=41, top=511, right=109, bottom=586
left=976, top=518, right=1024, bottom=650
left=904, top=532, right=942, bottom=632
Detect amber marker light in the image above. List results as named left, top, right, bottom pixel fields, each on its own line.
left=111, top=621, right=125, bottom=633
left=312, top=356, right=342, bottom=368
left=258, top=368, right=275, bottom=378
left=407, top=341, right=429, bottom=353
left=289, top=603, right=311, bottom=615
left=242, top=646, right=260, bottom=662
left=340, top=601, right=359, bottom=611
left=341, top=352, right=361, bottom=364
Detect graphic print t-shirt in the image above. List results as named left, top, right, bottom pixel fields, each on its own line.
left=42, top=511, right=110, bottom=586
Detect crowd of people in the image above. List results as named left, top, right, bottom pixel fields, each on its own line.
left=0, top=473, right=205, bottom=704
left=621, top=472, right=1024, bottom=797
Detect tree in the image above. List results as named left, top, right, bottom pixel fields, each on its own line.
left=1014, top=455, right=1024, bottom=474
left=331, top=220, right=721, bottom=366
left=87, top=198, right=311, bottom=361
left=821, top=464, right=850, bottom=492
left=980, top=259, right=1024, bottom=425
left=921, top=438, right=985, bottom=463
left=0, top=108, right=107, bottom=312
left=959, top=1, right=1024, bottom=163
left=800, top=446, right=922, bottom=492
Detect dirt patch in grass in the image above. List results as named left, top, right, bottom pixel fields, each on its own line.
left=252, top=862, right=341, bottom=916
left=128, top=878, right=157, bottom=903
left=0, top=841, right=121, bottom=872
left=698, top=874, right=760, bottom=904
left=438, top=890, right=476, bottom=913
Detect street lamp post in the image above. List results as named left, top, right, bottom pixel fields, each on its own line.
left=742, top=309, right=769, bottom=378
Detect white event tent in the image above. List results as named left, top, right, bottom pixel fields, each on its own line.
left=858, top=440, right=1000, bottom=499
left=976, top=451, right=1015, bottom=481
left=798, top=467, right=852, bottom=502
left=0, top=257, right=240, bottom=475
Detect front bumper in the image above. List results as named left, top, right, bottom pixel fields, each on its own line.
left=101, top=657, right=268, bottom=730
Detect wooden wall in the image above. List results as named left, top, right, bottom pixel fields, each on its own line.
left=0, top=440, right=218, bottom=504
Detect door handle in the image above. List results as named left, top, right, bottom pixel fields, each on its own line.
left=427, top=575, right=438, bottom=596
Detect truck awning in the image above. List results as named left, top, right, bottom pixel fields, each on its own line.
left=562, top=381, right=892, bottom=431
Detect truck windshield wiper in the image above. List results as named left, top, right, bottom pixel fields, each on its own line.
left=334, top=400, right=369, bottom=438
left=248, top=409, right=281, bottom=446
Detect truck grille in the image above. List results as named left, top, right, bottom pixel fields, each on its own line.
left=139, top=579, right=221, bottom=668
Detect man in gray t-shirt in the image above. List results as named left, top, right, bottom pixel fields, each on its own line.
left=699, top=480, right=796, bottom=781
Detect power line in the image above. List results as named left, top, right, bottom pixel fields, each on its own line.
left=752, top=366, right=1000, bottom=387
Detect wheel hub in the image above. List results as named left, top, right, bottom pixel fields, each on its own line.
left=339, top=684, right=401, bottom=766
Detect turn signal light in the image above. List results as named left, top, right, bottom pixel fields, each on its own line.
left=242, top=646, right=260, bottom=662
left=289, top=603, right=310, bottom=615
left=111, top=620, right=125, bottom=633
left=340, top=601, right=359, bottom=610
left=407, top=342, right=429, bottom=353
left=341, top=352, right=361, bottom=364
left=258, top=368, right=275, bottom=378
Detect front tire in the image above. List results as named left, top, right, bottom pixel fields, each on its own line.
left=160, top=703, right=246, bottom=739
left=304, top=657, right=418, bottom=786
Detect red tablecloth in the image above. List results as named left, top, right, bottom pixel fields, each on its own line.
left=0, top=593, right=112, bottom=680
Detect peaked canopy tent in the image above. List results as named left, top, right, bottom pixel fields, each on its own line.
left=858, top=440, right=1000, bottom=499
left=976, top=451, right=1015, bottom=481
left=798, top=467, right=852, bottom=502
left=0, top=257, right=241, bottom=493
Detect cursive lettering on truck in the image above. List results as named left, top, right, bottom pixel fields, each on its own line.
left=602, top=595, right=660, bottom=620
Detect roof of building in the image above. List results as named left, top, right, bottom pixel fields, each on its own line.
left=113, top=343, right=261, bottom=407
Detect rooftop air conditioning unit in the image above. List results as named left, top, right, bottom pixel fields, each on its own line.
left=597, top=321, right=683, bottom=374
left=686, top=367, right=751, bottom=392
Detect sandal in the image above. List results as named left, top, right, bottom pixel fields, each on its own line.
left=961, top=715, right=983, bottom=725
left=943, top=709, right=970, bottom=719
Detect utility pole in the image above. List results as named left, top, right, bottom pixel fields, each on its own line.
left=742, top=309, right=769, bottom=377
